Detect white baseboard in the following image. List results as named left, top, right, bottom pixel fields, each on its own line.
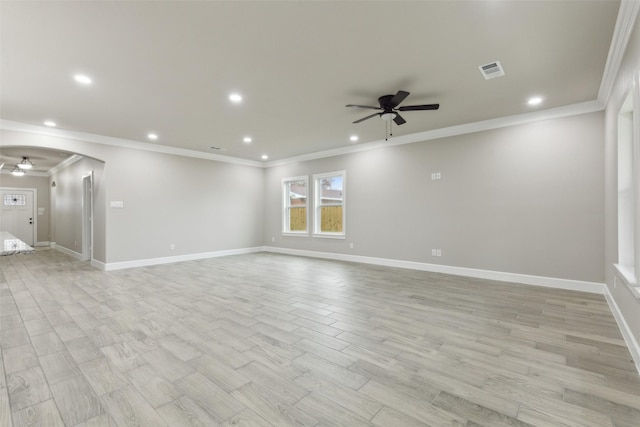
left=604, top=286, right=640, bottom=375
left=98, top=246, right=266, bottom=271
left=91, top=259, right=106, bottom=270
left=88, top=245, right=603, bottom=293
left=264, top=246, right=605, bottom=294
left=54, top=244, right=84, bottom=261
left=34, top=241, right=50, bottom=247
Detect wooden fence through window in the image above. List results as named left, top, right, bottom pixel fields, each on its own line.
left=289, top=206, right=343, bottom=232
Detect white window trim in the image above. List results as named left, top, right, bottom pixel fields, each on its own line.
left=282, top=175, right=309, bottom=236
left=313, top=170, right=346, bottom=239
left=614, top=264, right=639, bottom=298
left=616, top=70, right=640, bottom=298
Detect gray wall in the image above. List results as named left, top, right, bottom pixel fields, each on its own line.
left=50, top=157, right=105, bottom=259
left=104, top=149, right=265, bottom=262
left=0, top=111, right=607, bottom=285
left=265, top=111, right=605, bottom=283
left=0, top=173, right=51, bottom=244
left=604, top=11, right=640, bottom=349
left=1, top=130, right=265, bottom=264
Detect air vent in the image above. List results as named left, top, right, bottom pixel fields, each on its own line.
left=479, top=61, right=505, bottom=80
left=209, top=146, right=225, bottom=151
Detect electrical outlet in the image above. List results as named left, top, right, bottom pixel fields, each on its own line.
left=349, top=242, right=354, bottom=249
left=170, top=243, right=175, bottom=250
left=436, top=249, right=442, bottom=257
left=432, top=249, right=437, bottom=256
left=271, top=236, right=275, bottom=242
left=436, top=172, right=441, bottom=180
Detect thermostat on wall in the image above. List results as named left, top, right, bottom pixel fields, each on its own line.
left=110, top=201, right=124, bottom=208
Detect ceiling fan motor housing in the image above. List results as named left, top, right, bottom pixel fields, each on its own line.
left=378, top=94, right=396, bottom=109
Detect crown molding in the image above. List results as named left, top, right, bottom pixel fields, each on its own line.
left=47, top=154, right=84, bottom=176
left=2, top=99, right=604, bottom=170
left=598, top=0, right=640, bottom=105
left=265, top=99, right=604, bottom=167
left=0, top=120, right=264, bottom=168
left=0, top=169, right=49, bottom=178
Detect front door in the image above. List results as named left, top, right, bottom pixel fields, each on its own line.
left=0, top=189, right=35, bottom=245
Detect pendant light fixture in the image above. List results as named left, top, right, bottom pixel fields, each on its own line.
left=17, top=156, right=34, bottom=169
left=11, top=165, right=25, bottom=176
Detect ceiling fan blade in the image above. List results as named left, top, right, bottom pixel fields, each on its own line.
left=393, top=114, right=406, bottom=126
left=353, top=112, right=381, bottom=124
left=345, top=104, right=381, bottom=110
left=397, top=104, right=440, bottom=111
left=390, top=90, right=410, bottom=107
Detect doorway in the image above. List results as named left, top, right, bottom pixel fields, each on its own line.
left=0, top=188, right=36, bottom=245
left=82, top=173, right=93, bottom=261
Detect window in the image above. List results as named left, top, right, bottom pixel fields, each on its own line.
left=282, top=176, right=309, bottom=235
left=313, top=171, right=345, bottom=238
left=3, top=194, right=26, bottom=206
left=616, top=74, right=640, bottom=297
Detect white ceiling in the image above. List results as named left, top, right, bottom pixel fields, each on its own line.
left=0, top=1, right=620, bottom=163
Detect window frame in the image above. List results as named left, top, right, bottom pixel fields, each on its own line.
left=615, top=71, right=640, bottom=298
left=3, top=194, right=26, bottom=206
left=282, top=175, right=309, bottom=237
left=313, top=170, right=346, bottom=239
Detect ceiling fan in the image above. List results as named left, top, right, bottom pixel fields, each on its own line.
left=346, top=90, right=439, bottom=125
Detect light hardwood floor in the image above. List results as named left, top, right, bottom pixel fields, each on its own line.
left=1, top=248, right=639, bottom=426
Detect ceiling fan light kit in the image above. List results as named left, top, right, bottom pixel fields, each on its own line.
left=17, top=156, right=34, bottom=169
left=5, top=157, right=36, bottom=176
left=11, top=165, right=26, bottom=176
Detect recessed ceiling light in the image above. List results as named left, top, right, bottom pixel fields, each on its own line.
left=261, top=154, right=268, bottom=160
left=350, top=135, right=358, bottom=142
left=229, top=93, right=242, bottom=103
left=527, top=96, right=543, bottom=106
left=243, top=137, right=252, bottom=143
left=147, top=133, right=158, bottom=140
left=73, top=74, right=92, bottom=85
left=44, top=121, right=57, bottom=127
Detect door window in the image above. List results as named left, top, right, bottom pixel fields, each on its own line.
left=3, top=194, right=26, bottom=206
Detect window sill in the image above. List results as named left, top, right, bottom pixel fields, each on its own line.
left=282, top=232, right=309, bottom=238
left=313, top=233, right=346, bottom=240
left=614, top=264, right=640, bottom=298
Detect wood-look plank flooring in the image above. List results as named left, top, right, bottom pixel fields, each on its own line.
left=1, top=248, right=639, bottom=426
